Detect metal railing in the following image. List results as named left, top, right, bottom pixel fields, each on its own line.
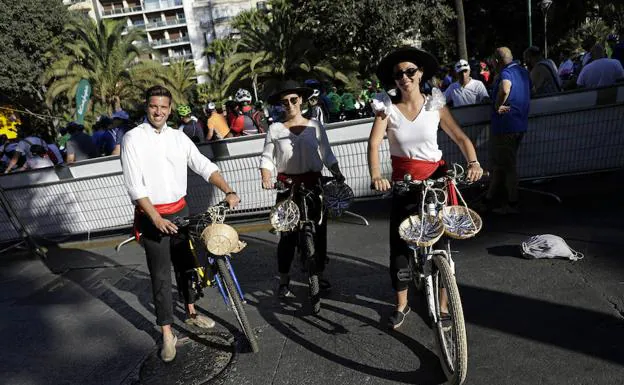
left=102, top=5, right=143, bottom=16
left=144, top=0, right=183, bottom=11
left=145, top=18, right=187, bottom=30
left=160, top=53, right=193, bottom=64
left=150, top=36, right=190, bottom=47
left=0, top=90, right=622, bottom=244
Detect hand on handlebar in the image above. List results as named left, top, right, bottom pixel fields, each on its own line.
left=224, top=193, right=240, bottom=209
left=466, top=163, right=484, bottom=183
left=152, top=216, right=178, bottom=234
left=371, top=177, right=391, bottom=192
left=262, top=177, right=273, bottom=190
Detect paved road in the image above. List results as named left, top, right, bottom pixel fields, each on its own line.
left=1, top=172, right=623, bottom=385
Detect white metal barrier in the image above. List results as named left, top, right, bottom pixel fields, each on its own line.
left=0, top=85, right=623, bottom=243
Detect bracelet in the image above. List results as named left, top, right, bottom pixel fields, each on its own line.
left=225, top=191, right=237, bottom=196
left=467, top=161, right=480, bottom=166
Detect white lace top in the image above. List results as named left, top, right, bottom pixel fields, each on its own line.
left=371, top=89, right=445, bottom=162
left=259, top=120, right=337, bottom=174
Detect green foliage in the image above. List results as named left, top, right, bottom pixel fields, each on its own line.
left=197, top=38, right=238, bottom=104
left=298, top=0, right=454, bottom=76
left=43, top=17, right=162, bottom=117
left=228, top=0, right=350, bottom=100
left=157, top=59, right=196, bottom=106
left=0, top=0, right=70, bottom=133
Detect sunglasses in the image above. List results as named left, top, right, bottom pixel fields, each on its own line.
left=279, top=96, right=300, bottom=107
left=393, top=67, right=419, bottom=80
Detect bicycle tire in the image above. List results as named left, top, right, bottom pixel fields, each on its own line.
left=302, top=230, right=320, bottom=314
left=432, top=254, right=468, bottom=385
left=215, top=257, right=260, bottom=353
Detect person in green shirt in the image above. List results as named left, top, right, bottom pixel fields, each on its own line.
left=340, top=90, right=356, bottom=120
left=326, top=86, right=342, bottom=122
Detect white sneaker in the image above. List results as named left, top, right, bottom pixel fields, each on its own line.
left=161, top=334, right=177, bottom=362
left=185, top=313, right=216, bottom=329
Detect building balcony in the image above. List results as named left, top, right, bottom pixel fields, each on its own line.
left=151, top=36, right=190, bottom=48
left=160, top=53, right=193, bottom=65
left=143, top=0, right=184, bottom=12
left=102, top=6, right=144, bottom=18
left=63, top=0, right=87, bottom=5
left=145, top=18, right=187, bottom=31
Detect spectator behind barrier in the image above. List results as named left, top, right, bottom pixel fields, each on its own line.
left=576, top=44, right=624, bottom=89
left=523, top=46, right=562, bottom=95
left=66, top=122, right=97, bottom=164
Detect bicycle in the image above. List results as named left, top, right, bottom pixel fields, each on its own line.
left=270, top=176, right=353, bottom=314
left=391, top=164, right=483, bottom=385
left=172, top=202, right=259, bottom=353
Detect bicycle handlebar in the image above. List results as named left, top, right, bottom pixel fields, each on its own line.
left=171, top=201, right=230, bottom=228
left=369, top=164, right=489, bottom=191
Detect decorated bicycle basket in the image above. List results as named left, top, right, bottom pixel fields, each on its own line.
left=270, top=198, right=300, bottom=232
left=322, top=180, right=354, bottom=217
left=199, top=205, right=246, bottom=255
left=399, top=214, right=445, bottom=247
left=441, top=205, right=482, bottom=239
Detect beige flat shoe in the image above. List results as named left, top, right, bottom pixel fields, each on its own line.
left=185, top=313, right=216, bottom=329
left=160, top=334, right=177, bottom=362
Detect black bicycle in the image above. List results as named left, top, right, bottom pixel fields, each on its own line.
left=172, top=202, right=259, bottom=353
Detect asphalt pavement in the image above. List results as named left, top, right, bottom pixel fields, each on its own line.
left=1, top=171, right=623, bottom=385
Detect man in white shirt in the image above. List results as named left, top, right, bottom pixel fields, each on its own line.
left=121, top=85, right=240, bottom=362
left=444, top=59, right=490, bottom=107
left=577, top=44, right=624, bottom=88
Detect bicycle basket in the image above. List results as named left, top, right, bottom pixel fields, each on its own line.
left=398, top=214, right=445, bottom=247
left=200, top=223, right=247, bottom=256
left=322, top=180, right=354, bottom=217
left=269, top=198, right=299, bottom=232
left=441, top=205, right=482, bottom=239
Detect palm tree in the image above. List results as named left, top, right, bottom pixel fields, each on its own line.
left=157, top=59, right=196, bottom=105
left=197, top=38, right=238, bottom=103
left=454, top=0, right=468, bottom=59
left=43, top=16, right=161, bottom=116
left=227, top=0, right=349, bottom=99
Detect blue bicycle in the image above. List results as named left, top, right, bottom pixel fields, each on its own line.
left=173, top=202, right=259, bottom=353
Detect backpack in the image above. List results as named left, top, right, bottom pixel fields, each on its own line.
left=242, top=110, right=260, bottom=134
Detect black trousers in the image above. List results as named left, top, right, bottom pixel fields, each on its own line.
left=276, top=190, right=328, bottom=275
left=389, top=166, right=448, bottom=291
left=140, top=206, right=196, bottom=326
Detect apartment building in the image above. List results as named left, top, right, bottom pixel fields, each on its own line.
left=63, top=0, right=267, bottom=83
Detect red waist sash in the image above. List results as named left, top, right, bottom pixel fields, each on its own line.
left=133, top=197, right=187, bottom=241
left=391, top=156, right=445, bottom=181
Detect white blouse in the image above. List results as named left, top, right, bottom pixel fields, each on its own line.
left=372, top=89, right=445, bottom=162
left=259, top=120, right=337, bottom=174
left=121, top=122, right=219, bottom=205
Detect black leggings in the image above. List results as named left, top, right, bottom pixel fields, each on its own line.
left=389, top=165, right=448, bottom=291
left=140, top=206, right=197, bottom=326
left=276, top=189, right=327, bottom=275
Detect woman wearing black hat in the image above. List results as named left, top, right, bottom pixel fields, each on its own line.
left=260, top=80, right=345, bottom=298
left=368, top=47, right=483, bottom=329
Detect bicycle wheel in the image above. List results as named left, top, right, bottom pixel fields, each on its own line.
left=301, top=230, right=320, bottom=314
left=215, top=257, right=260, bottom=353
left=431, top=254, right=467, bottom=385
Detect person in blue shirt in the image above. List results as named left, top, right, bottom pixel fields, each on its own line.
left=486, top=47, right=531, bottom=214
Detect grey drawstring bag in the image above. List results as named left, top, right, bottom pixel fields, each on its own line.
left=521, top=234, right=584, bottom=261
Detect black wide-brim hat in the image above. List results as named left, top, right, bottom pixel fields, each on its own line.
left=268, top=80, right=313, bottom=105
left=376, top=46, right=439, bottom=88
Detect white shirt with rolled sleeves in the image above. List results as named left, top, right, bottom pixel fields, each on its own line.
left=121, top=122, right=219, bottom=205
left=259, top=120, right=337, bottom=174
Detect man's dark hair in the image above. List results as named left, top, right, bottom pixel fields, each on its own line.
left=524, top=46, right=542, bottom=59
left=145, top=85, right=172, bottom=104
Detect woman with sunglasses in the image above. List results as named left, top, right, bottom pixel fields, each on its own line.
left=259, top=80, right=345, bottom=298
left=368, top=47, right=483, bottom=329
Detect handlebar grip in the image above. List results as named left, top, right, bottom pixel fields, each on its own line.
left=216, top=201, right=230, bottom=209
